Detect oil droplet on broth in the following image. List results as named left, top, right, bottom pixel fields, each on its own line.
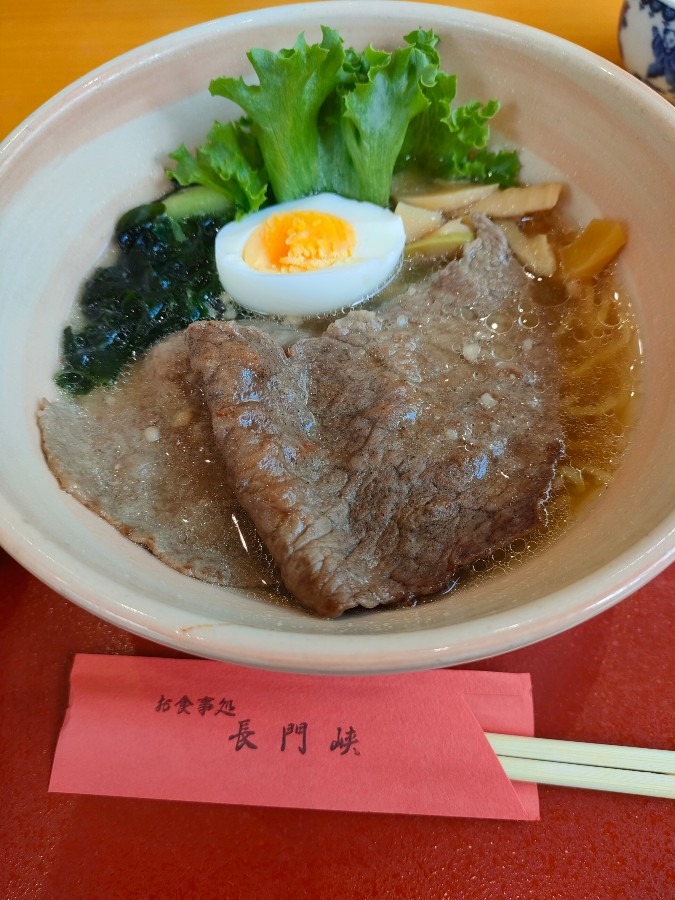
left=486, top=311, right=515, bottom=334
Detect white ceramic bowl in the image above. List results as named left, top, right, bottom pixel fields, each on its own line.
left=1, top=2, right=674, bottom=674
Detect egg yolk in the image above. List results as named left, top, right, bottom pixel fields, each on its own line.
left=243, top=210, right=356, bottom=273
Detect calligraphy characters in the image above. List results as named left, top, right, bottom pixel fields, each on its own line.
left=155, top=694, right=236, bottom=716
left=229, top=719, right=258, bottom=751
left=154, top=696, right=360, bottom=756
left=281, top=722, right=308, bottom=754
left=330, top=725, right=360, bottom=756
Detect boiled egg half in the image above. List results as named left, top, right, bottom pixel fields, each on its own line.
left=214, top=193, right=405, bottom=316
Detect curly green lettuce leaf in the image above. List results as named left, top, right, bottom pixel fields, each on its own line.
left=168, top=26, right=520, bottom=208
left=398, top=71, right=521, bottom=186
left=167, top=119, right=268, bottom=215
left=325, top=44, right=437, bottom=205
left=210, top=27, right=345, bottom=202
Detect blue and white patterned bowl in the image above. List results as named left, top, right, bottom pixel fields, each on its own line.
left=620, top=0, right=675, bottom=103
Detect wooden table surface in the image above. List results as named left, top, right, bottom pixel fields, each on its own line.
left=1, top=2, right=674, bottom=899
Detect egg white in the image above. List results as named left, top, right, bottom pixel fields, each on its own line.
left=214, top=193, right=405, bottom=316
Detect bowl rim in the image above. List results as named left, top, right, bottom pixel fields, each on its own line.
left=5, top=0, right=675, bottom=154
left=2, top=1, right=675, bottom=674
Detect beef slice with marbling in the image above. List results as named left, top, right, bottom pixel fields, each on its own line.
left=187, top=217, right=563, bottom=617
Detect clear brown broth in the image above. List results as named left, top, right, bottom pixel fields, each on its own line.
left=429, top=210, right=640, bottom=593
left=286, top=208, right=640, bottom=600
left=46, top=208, right=641, bottom=612
left=208, top=208, right=640, bottom=602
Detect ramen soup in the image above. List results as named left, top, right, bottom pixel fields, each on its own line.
left=37, top=28, right=641, bottom=617
left=38, top=203, right=640, bottom=616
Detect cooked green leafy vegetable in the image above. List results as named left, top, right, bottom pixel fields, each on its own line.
left=169, top=27, right=520, bottom=210
left=56, top=202, right=229, bottom=394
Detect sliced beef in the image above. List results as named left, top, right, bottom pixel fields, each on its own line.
left=187, top=217, right=563, bottom=617
left=39, top=331, right=277, bottom=591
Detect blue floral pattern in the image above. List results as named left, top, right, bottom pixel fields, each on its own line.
left=648, top=23, right=675, bottom=89
left=620, top=0, right=675, bottom=95
left=620, top=1, right=630, bottom=30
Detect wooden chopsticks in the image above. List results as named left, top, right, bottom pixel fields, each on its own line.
left=486, top=734, right=675, bottom=799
